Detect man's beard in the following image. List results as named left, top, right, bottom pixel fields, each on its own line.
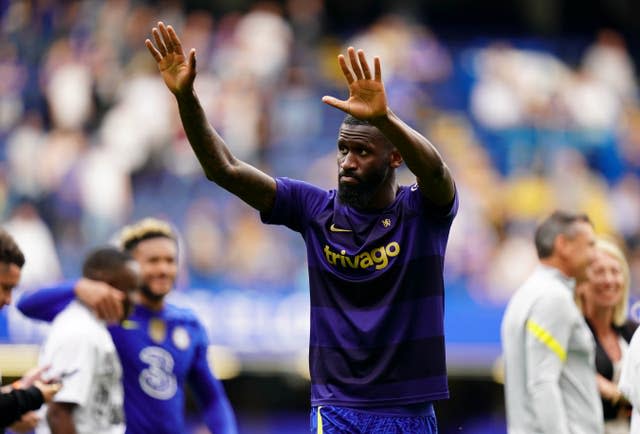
left=140, top=284, right=166, bottom=303
left=337, top=166, right=389, bottom=209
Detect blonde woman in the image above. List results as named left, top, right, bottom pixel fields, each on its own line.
left=576, top=237, right=637, bottom=434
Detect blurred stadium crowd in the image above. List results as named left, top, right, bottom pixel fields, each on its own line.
left=0, top=0, right=639, bottom=323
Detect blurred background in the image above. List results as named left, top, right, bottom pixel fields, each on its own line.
left=1, top=0, right=640, bottom=432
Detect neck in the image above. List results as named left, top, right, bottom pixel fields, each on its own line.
left=368, top=181, right=398, bottom=210
left=133, top=291, right=165, bottom=311
left=540, top=257, right=572, bottom=279
left=585, top=304, right=614, bottom=332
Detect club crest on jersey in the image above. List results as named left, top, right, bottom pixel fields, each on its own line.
left=381, top=218, right=392, bottom=228
left=148, top=318, right=166, bottom=343
left=172, top=326, right=190, bottom=350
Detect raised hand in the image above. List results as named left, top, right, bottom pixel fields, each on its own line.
left=145, top=21, right=196, bottom=96
left=322, top=47, right=388, bottom=120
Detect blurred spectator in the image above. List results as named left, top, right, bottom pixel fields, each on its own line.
left=5, top=113, right=47, bottom=200
left=77, top=145, right=133, bottom=245
left=560, top=68, right=621, bottom=131
left=610, top=175, right=640, bottom=244
left=470, top=43, right=570, bottom=130
left=41, top=38, right=94, bottom=131
left=4, top=200, right=61, bottom=289
left=183, top=196, right=227, bottom=289
left=582, top=29, right=638, bottom=104
left=0, top=40, right=27, bottom=135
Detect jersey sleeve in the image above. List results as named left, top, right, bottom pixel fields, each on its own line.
left=16, top=282, right=76, bottom=322
left=524, top=292, right=575, bottom=434
left=260, top=177, right=328, bottom=233
left=0, top=386, right=44, bottom=427
left=41, top=332, right=97, bottom=407
left=407, top=182, right=459, bottom=220
left=187, top=320, right=238, bottom=434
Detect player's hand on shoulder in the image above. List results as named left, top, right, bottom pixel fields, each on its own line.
left=75, top=277, right=124, bottom=323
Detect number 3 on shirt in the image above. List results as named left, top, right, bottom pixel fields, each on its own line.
left=138, top=346, right=178, bottom=400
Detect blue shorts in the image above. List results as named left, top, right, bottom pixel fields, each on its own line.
left=310, top=405, right=438, bottom=434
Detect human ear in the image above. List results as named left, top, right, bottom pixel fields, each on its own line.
left=389, top=150, right=403, bottom=168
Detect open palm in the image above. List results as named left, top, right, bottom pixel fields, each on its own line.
left=322, top=47, right=388, bottom=120
left=145, top=22, right=195, bottom=96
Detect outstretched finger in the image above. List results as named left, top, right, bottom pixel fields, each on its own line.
left=338, top=54, right=354, bottom=85
left=374, top=57, right=381, bottom=82
left=145, top=39, right=162, bottom=63
left=188, top=48, right=196, bottom=71
left=152, top=27, right=167, bottom=57
left=167, top=25, right=183, bottom=55
left=159, top=22, right=174, bottom=53
left=322, top=95, right=349, bottom=113
left=357, top=50, right=372, bottom=80
left=348, top=47, right=364, bottom=80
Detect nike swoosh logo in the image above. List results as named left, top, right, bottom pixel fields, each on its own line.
left=330, top=224, right=352, bottom=233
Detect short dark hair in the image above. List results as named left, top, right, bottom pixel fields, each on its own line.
left=534, top=211, right=592, bottom=259
left=341, top=115, right=393, bottom=149
left=342, top=114, right=371, bottom=127
left=82, top=247, right=133, bottom=279
left=0, top=229, right=25, bottom=268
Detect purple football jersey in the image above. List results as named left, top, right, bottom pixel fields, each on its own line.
left=262, top=177, right=458, bottom=407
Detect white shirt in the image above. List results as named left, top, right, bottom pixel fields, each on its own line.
left=36, top=301, right=124, bottom=434
left=620, top=328, right=640, bottom=434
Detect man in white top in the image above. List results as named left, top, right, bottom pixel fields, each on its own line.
left=37, top=247, right=139, bottom=434
left=619, top=328, right=640, bottom=434
left=501, top=210, right=603, bottom=434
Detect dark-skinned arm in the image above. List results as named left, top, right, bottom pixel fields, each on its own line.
left=323, top=47, right=455, bottom=207
left=145, top=21, right=276, bottom=213
left=47, top=402, right=78, bottom=434
left=370, top=110, right=454, bottom=206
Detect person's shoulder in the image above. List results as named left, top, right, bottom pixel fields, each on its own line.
left=47, top=308, right=101, bottom=344
left=51, top=301, right=95, bottom=328
left=510, top=269, right=574, bottom=311
left=620, top=319, right=639, bottom=341
left=397, top=183, right=458, bottom=220
left=277, top=176, right=328, bottom=192
left=164, top=303, right=202, bottom=325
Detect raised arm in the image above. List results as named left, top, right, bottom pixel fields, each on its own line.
left=322, top=47, right=455, bottom=206
left=145, top=22, right=276, bottom=213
